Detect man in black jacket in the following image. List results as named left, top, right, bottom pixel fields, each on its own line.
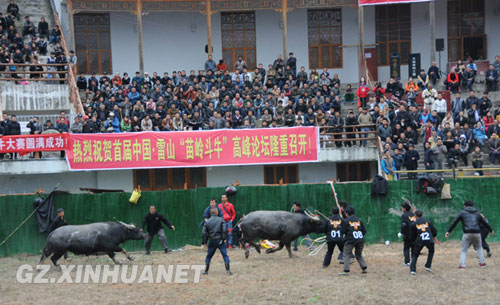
left=322, top=206, right=344, bottom=268
left=409, top=210, right=437, bottom=274
left=48, top=208, right=68, bottom=233
left=141, top=205, right=175, bottom=255
left=399, top=202, right=416, bottom=266
left=6, top=114, right=20, bottom=159
left=445, top=201, right=494, bottom=268
left=201, top=208, right=232, bottom=275
left=404, top=144, right=419, bottom=179
left=339, top=206, right=367, bottom=275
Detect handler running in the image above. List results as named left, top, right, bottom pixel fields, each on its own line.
left=445, top=200, right=494, bottom=268
left=400, top=202, right=416, bottom=266
left=202, top=208, right=232, bottom=275
left=141, top=205, right=175, bottom=255
left=323, top=206, right=344, bottom=268
left=409, top=210, right=437, bottom=275
left=339, top=206, right=367, bottom=275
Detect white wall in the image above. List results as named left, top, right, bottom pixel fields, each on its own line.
left=0, top=170, right=134, bottom=194
left=206, top=165, right=263, bottom=187
left=110, top=12, right=220, bottom=75
left=110, top=12, right=140, bottom=74
left=255, top=10, right=284, bottom=69
left=485, top=0, right=500, bottom=61
left=0, top=172, right=97, bottom=194
left=434, top=0, right=448, bottom=71
left=299, top=162, right=337, bottom=182
left=287, top=9, right=309, bottom=72
left=96, top=170, right=134, bottom=190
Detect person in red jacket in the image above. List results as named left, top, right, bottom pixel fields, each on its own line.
left=218, top=194, right=236, bottom=248
left=357, top=79, right=370, bottom=108
left=447, top=69, right=460, bottom=93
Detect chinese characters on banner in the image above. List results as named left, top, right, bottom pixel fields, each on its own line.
left=0, top=133, right=68, bottom=153
left=66, top=127, right=319, bottom=170
left=359, top=0, right=433, bottom=5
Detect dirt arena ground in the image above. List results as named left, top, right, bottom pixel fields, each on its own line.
left=0, top=241, right=498, bottom=305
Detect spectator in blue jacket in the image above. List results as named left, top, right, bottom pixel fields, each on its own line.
left=485, top=64, right=498, bottom=93
left=381, top=149, right=397, bottom=180
left=473, top=122, right=487, bottom=146
left=128, top=87, right=140, bottom=103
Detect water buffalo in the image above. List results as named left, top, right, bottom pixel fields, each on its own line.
left=39, top=221, right=146, bottom=265
left=238, top=210, right=326, bottom=258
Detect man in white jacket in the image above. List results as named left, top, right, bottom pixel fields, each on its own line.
left=432, top=93, right=447, bottom=121
left=422, top=84, right=438, bottom=109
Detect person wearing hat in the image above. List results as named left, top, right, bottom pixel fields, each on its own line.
left=48, top=208, right=68, bottom=233
left=70, top=114, right=83, bottom=133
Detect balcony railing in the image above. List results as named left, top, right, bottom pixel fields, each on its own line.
left=0, top=63, right=69, bottom=82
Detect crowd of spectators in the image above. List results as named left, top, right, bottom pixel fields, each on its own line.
left=380, top=55, right=500, bottom=178
left=0, top=0, right=70, bottom=82
left=1, top=39, right=500, bottom=172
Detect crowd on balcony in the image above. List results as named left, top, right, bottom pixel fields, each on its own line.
left=1, top=39, right=500, bottom=168
left=0, top=0, right=71, bottom=82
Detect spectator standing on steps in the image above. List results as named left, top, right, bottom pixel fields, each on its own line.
left=7, top=0, right=19, bottom=21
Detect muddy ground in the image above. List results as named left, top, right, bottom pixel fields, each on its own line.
left=0, top=241, right=498, bottom=305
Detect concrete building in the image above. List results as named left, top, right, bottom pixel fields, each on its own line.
left=58, top=0, right=500, bottom=83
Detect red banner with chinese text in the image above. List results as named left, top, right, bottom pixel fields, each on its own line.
left=0, top=133, right=69, bottom=153
left=65, top=127, right=319, bottom=170
left=359, top=0, right=433, bottom=5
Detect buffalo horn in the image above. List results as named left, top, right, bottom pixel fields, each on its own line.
left=304, top=210, right=320, bottom=222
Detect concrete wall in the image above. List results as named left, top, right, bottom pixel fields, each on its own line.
left=0, top=82, right=70, bottom=114
left=485, top=0, right=500, bottom=61
left=110, top=12, right=140, bottom=74
left=206, top=165, right=263, bottom=187
left=102, top=1, right=498, bottom=82
left=0, top=169, right=134, bottom=194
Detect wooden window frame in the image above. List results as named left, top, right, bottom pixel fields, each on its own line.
left=447, top=0, right=486, bottom=62
left=221, top=12, right=257, bottom=72
left=307, top=9, right=343, bottom=69
left=74, top=13, right=112, bottom=74
left=375, top=4, right=411, bottom=66
left=264, top=164, right=299, bottom=185
left=133, top=168, right=207, bottom=191
left=336, top=162, right=371, bottom=182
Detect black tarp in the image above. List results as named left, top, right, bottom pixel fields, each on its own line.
left=33, top=191, right=67, bottom=233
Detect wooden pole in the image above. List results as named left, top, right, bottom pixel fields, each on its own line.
left=66, top=0, right=76, bottom=52
left=136, top=0, right=145, bottom=75
left=358, top=5, right=366, bottom=82
left=429, top=1, right=436, bottom=64
left=281, top=0, right=288, bottom=61
left=206, top=0, right=213, bottom=57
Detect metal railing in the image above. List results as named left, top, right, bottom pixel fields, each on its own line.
left=394, top=167, right=500, bottom=179
left=0, top=63, right=69, bottom=82
left=317, top=124, right=378, bottom=147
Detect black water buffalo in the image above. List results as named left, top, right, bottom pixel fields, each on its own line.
left=39, top=221, right=146, bottom=265
left=238, top=210, right=326, bottom=258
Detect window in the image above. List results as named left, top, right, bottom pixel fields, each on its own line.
left=221, top=12, right=257, bottom=71
left=375, top=5, right=411, bottom=66
left=307, top=9, right=342, bottom=69
left=133, top=168, right=206, bottom=191
left=74, top=13, right=112, bottom=74
left=336, top=162, right=371, bottom=182
left=264, top=165, right=298, bottom=184
left=447, top=0, right=485, bottom=62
